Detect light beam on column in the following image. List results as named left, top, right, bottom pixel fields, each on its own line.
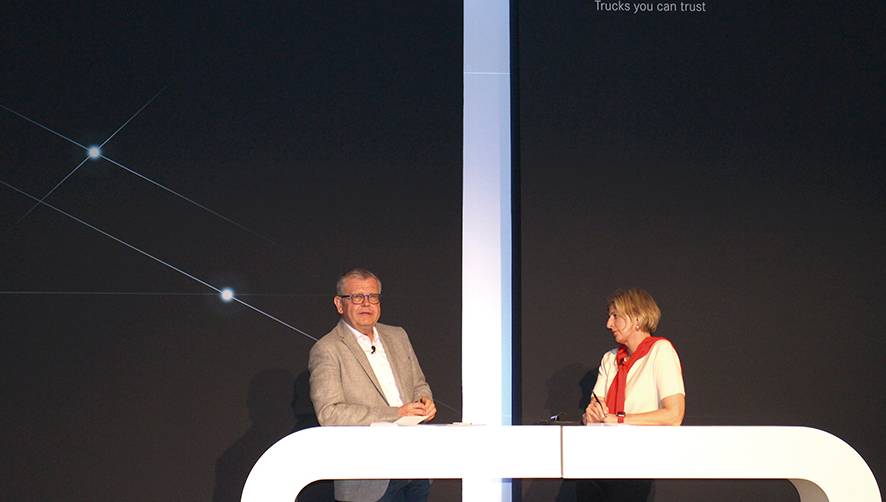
left=463, top=1, right=512, bottom=501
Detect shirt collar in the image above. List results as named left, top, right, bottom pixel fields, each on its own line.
left=343, top=321, right=380, bottom=347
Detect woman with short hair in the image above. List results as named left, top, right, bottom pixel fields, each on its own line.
left=580, top=288, right=686, bottom=501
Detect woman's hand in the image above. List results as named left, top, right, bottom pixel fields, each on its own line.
left=584, top=395, right=608, bottom=424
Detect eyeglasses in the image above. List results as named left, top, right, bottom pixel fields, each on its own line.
left=339, top=293, right=382, bottom=305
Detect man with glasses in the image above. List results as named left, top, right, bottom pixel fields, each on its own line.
left=309, top=268, right=436, bottom=502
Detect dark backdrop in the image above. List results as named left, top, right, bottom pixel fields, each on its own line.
left=1, top=2, right=462, bottom=501
left=518, top=1, right=884, bottom=501
left=3, top=1, right=884, bottom=502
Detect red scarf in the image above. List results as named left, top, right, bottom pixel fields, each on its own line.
left=605, top=336, right=666, bottom=415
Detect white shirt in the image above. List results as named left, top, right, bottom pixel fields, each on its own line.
left=592, top=339, right=685, bottom=414
left=344, top=323, right=404, bottom=407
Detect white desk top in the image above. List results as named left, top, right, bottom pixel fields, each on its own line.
left=241, top=425, right=881, bottom=502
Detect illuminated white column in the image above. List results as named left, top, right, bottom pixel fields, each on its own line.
left=463, top=0, right=512, bottom=501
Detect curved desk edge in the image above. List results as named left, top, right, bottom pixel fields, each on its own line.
left=241, top=425, right=881, bottom=502
left=561, top=426, right=880, bottom=502
left=241, top=425, right=561, bottom=502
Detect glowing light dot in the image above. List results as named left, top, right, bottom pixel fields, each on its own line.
left=87, top=146, right=101, bottom=159
left=220, top=288, right=234, bottom=302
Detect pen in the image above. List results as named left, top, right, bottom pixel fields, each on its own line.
left=592, top=393, right=606, bottom=414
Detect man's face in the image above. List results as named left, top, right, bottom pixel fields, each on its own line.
left=334, top=276, right=382, bottom=336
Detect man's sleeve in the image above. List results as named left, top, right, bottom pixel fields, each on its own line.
left=308, top=341, right=400, bottom=425
left=405, top=334, right=432, bottom=402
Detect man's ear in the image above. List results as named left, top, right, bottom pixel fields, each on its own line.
left=333, top=296, right=344, bottom=314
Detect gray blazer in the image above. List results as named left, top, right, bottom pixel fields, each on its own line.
left=308, top=320, right=433, bottom=501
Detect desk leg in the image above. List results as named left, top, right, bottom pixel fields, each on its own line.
left=790, top=479, right=828, bottom=502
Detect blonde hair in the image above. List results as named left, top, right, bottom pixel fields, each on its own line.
left=608, top=288, right=661, bottom=334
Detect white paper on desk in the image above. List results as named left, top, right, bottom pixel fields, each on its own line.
left=393, top=415, right=428, bottom=426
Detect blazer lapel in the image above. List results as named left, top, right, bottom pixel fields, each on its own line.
left=377, top=326, right=410, bottom=404
left=336, top=321, right=386, bottom=400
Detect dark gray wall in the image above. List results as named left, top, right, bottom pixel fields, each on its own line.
left=3, top=1, right=884, bottom=501
left=518, top=1, right=885, bottom=500
left=1, top=2, right=462, bottom=501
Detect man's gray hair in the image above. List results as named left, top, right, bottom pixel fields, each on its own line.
left=336, top=268, right=382, bottom=295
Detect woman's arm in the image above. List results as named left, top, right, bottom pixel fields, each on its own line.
left=601, top=393, right=685, bottom=426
